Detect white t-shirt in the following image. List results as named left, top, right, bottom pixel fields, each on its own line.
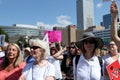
left=22, top=61, right=55, bottom=80
left=48, top=56, right=62, bottom=79
left=73, top=54, right=102, bottom=80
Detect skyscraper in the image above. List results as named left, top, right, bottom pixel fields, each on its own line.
left=103, top=13, right=112, bottom=29
left=76, top=0, right=94, bottom=30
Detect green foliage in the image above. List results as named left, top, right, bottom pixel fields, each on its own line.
left=16, top=36, right=30, bottom=50
left=0, top=28, right=9, bottom=42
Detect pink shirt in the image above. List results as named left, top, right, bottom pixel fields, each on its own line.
left=0, top=62, right=25, bottom=80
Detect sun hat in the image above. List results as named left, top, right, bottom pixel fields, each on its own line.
left=76, top=32, right=104, bottom=49
left=24, top=47, right=30, bottom=53
left=29, top=38, right=50, bottom=59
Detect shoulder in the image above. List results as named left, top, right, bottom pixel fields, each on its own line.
left=102, top=53, right=110, bottom=60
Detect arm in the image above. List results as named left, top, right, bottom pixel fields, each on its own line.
left=46, top=76, right=55, bottom=80
left=110, top=1, right=120, bottom=49
left=52, top=47, right=66, bottom=60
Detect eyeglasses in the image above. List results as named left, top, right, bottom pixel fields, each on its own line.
left=30, top=46, right=41, bottom=50
left=83, top=39, right=94, bottom=44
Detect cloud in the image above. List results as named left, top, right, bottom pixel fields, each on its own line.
left=96, top=2, right=103, bottom=8
left=37, top=15, right=72, bottom=30
left=56, top=15, right=72, bottom=26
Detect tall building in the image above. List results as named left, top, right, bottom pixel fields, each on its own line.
left=76, top=0, right=94, bottom=30
left=103, top=13, right=112, bottom=29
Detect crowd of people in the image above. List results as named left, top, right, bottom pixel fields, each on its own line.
left=0, top=1, right=120, bottom=80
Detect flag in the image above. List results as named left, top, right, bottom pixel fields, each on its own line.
left=43, top=33, right=50, bottom=59
left=43, top=33, right=49, bottom=43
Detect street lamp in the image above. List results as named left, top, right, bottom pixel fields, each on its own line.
left=19, top=41, right=24, bottom=50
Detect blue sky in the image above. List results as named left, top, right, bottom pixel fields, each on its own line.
left=0, top=0, right=120, bottom=30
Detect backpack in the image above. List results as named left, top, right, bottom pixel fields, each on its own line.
left=75, top=55, right=103, bottom=76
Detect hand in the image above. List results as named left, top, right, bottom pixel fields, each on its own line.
left=110, top=1, right=118, bottom=16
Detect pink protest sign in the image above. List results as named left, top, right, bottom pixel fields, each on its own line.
left=44, top=30, right=62, bottom=43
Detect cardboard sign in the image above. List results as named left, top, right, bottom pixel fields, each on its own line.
left=44, top=30, right=62, bottom=43
left=106, top=60, right=120, bottom=80
left=0, top=35, right=5, bottom=46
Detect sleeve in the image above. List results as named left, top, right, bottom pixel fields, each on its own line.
left=22, top=63, right=32, bottom=76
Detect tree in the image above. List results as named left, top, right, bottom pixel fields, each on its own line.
left=16, top=36, right=30, bottom=50
left=0, top=28, right=9, bottom=42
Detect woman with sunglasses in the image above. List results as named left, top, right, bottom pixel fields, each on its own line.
left=19, top=38, right=55, bottom=80
left=48, top=43, right=66, bottom=80
left=74, top=32, right=104, bottom=80
left=102, top=41, right=120, bottom=80
left=0, top=43, right=25, bottom=80
left=61, top=42, right=78, bottom=80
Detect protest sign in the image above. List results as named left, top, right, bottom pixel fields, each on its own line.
left=106, top=60, right=120, bottom=80
left=44, top=30, right=62, bottom=43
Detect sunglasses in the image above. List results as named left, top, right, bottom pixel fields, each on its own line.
left=30, top=46, right=41, bottom=50
left=69, top=46, right=75, bottom=49
left=83, top=39, right=94, bottom=44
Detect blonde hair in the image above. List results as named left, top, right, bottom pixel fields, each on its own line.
left=2, top=43, right=23, bottom=68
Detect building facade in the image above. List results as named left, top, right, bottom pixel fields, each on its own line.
left=0, top=24, right=45, bottom=42
left=76, top=0, right=94, bottom=30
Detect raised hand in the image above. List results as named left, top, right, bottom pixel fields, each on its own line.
left=110, top=1, right=118, bottom=16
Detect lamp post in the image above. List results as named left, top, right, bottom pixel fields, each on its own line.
left=24, top=35, right=29, bottom=47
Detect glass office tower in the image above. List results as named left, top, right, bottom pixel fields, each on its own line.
left=76, top=0, right=94, bottom=30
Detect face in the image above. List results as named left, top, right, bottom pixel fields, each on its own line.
left=7, top=45, right=18, bottom=59
left=83, top=38, right=95, bottom=52
left=108, top=41, right=118, bottom=52
left=30, top=42, right=44, bottom=60
left=51, top=49, right=56, bottom=55
left=24, top=50, right=30, bottom=56
left=69, top=45, right=76, bottom=55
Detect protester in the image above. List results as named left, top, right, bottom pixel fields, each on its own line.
left=48, top=45, right=65, bottom=80
left=100, top=47, right=108, bottom=57
left=0, top=43, right=25, bottom=80
left=19, top=38, right=55, bottom=80
left=102, top=41, right=120, bottom=80
left=110, top=1, right=120, bottom=50
left=74, top=32, right=104, bottom=80
left=23, top=47, right=35, bottom=63
left=61, top=42, right=77, bottom=80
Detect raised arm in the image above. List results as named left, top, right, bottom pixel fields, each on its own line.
left=110, top=1, right=120, bottom=49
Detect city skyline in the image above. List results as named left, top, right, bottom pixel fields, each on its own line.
left=0, top=0, right=120, bottom=30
